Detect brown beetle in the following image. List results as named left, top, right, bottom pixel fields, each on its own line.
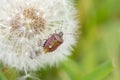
left=43, top=32, right=63, bottom=53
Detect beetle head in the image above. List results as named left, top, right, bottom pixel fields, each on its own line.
left=59, top=32, right=63, bottom=37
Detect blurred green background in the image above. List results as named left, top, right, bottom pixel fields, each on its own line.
left=0, top=0, right=120, bottom=80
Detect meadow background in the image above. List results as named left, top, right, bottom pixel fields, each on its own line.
left=0, top=0, right=120, bottom=80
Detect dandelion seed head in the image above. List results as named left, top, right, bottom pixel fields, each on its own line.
left=0, top=0, right=78, bottom=71
left=9, top=6, right=46, bottom=35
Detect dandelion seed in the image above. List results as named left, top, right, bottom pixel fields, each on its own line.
left=0, top=0, right=77, bottom=72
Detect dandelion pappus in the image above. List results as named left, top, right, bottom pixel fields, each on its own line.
left=43, top=32, right=63, bottom=53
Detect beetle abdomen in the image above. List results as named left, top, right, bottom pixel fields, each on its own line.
left=43, top=33, right=63, bottom=53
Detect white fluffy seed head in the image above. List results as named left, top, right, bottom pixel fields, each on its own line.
left=0, top=0, right=78, bottom=71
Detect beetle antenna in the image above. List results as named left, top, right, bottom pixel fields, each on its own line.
left=55, top=29, right=58, bottom=33
left=55, top=21, right=64, bottom=33
left=60, top=21, right=63, bottom=31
